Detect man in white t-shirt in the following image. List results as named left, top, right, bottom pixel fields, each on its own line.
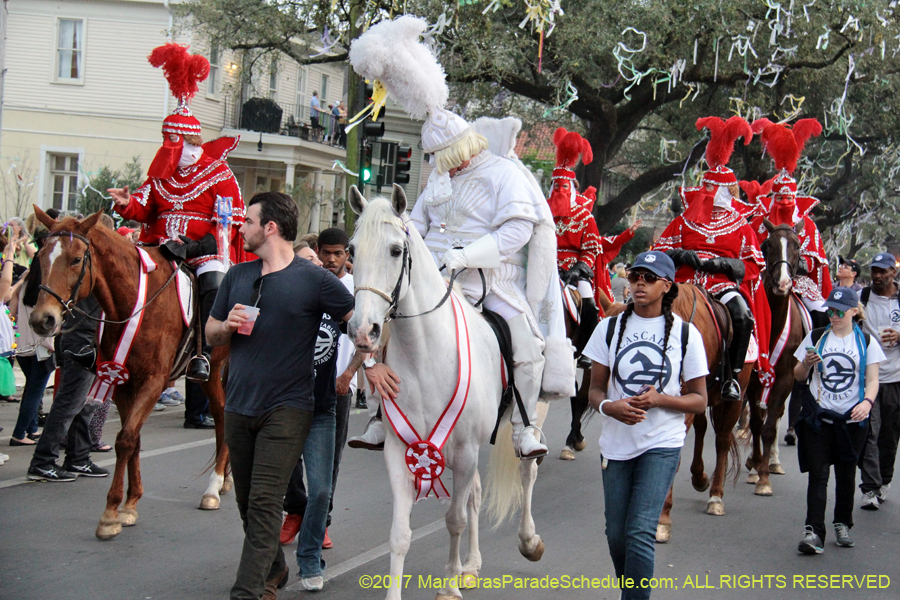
left=857, top=253, right=900, bottom=509
left=582, top=251, right=708, bottom=600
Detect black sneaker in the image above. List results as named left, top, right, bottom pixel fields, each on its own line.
left=63, top=461, right=109, bottom=478
left=27, top=463, right=78, bottom=482
left=798, top=526, right=824, bottom=555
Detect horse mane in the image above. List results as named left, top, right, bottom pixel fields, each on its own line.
left=350, top=196, right=409, bottom=252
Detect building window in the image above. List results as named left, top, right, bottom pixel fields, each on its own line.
left=50, top=154, right=79, bottom=211
left=207, top=45, right=220, bottom=97
left=320, top=74, right=328, bottom=100
left=295, top=68, right=304, bottom=120
left=56, top=19, right=84, bottom=82
left=268, top=61, right=278, bottom=100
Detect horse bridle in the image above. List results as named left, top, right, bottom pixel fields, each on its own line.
left=39, top=231, right=94, bottom=315
left=353, top=221, right=478, bottom=322
left=761, top=226, right=800, bottom=287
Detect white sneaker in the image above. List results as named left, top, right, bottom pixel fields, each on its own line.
left=513, top=428, right=548, bottom=459
left=153, top=402, right=166, bottom=412
left=299, top=576, right=324, bottom=591
left=0, top=451, right=9, bottom=465
left=877, top=483, right=891, bottom=504
left=348, top=417, right=385, bottom=450
left=861, top=490, right=880, bottom=510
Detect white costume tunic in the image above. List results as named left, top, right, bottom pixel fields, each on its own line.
left=410, top=150, right=574, bottom=397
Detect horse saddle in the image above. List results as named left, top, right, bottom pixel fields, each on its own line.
left=169, top=263, right=200, bottom=381
left=478, top=307, right=531, bottom=445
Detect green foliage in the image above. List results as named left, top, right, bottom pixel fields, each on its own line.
left=78, top=157, right=144, bottom=218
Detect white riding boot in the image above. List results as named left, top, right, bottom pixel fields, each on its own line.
left=348, top=416, right=386, bottom=451
left=507, top=313, right=548, bottom=459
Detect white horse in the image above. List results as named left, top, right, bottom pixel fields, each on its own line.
left=348, top=185, right=544, bottom=600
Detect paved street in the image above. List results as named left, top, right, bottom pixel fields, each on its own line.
left=1, top=392, right=898, bottom=600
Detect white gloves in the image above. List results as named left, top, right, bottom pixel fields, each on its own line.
left=441, top=235, right=501, bottom=273
left=442, top=248, right=468, bottom=272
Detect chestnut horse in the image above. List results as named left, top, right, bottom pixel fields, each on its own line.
left=29, top=207, right=231, bottom=540
left=744, top=220, right=806, bottom=496
left=656, top=283, right=752, bottom=543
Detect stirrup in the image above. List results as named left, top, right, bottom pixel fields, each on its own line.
left=186, top=354, right=211, bottom=382
left=515, top=424, right=548, bottom=460
left=722, top=378, right=741, bottom=401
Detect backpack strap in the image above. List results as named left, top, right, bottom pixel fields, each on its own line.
left=605, top=315, right=618, bottom=351
left=861, top=287, right=871, bottom=306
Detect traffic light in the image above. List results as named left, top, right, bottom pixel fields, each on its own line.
left=363, top=119, right=385, bottom=138
left=394, top=145, right=412, bottom=185
left=363, top=144, right=373, bottom=182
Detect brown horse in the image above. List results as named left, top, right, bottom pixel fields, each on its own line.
left=656, top=283, right=752, bottom=543
left=29, top=208, right=231, bottom=540
left=744, top=220, right=806, bottom=496
left=559, top=287, right=624, bottom=461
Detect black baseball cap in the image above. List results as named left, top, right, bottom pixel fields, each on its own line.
left=630, top=251, right=676, bottom=281
left=838, top=255, right=861, bottom=277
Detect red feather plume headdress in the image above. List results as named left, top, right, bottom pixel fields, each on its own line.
left=696, top=116, right=753, bottom=186
left=752, top=117, right=822, bottom=196
left=551, top=127, right=593, bottom=181
left=148, top=43, right=210, bottom=137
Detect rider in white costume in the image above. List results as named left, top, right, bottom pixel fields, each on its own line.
left=347, top=16, right=575, bottom=459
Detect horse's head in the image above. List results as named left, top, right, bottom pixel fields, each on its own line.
left=347, top=184, right=411, bottom=352
left=28, top=206, right=104, bottom=335
left=760, top=218, right=804, bottom=296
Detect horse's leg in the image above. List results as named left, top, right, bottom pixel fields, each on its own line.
left=747, top=393, right=764, bottom=484
left=689, top=411, right=709, bottom=492
left=707, top=400, right=742, bottom=516
left=440, top=448, right=479, bottom=600
left=460, top=469, right=482, bottom=585
left=755, top=399, right=786, bottom=496
left=96, top=400, right=130, bottom=540
left=201, top=349, right=231, bottom=510
left=769, top=416, right=785, bottom=474
left=574, top=370, right=590, bottom=450
left=516, top=458, right=544, bottom=561
left=656, top=477, right=677, bottom=543
left=120, top=431, right=143, bottom=527
left=384, top=439, right=415, bottom=600
left=561, top=394, right=583, bottom=461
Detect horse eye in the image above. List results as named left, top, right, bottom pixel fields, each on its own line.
left=71, top=257, right=82, bottom=266
left=390, top=246, right=402, bottom=257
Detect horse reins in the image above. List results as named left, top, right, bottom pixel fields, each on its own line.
left=39, top=230, right=180, bottom=326
left=761, top=227, right=800, bottom=287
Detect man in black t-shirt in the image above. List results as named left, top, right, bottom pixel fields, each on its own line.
left=207, top=192, right=354, bottom=600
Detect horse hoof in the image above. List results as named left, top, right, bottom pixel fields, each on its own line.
left=574, top=440, right=587, bottom=451
left=199, top=494, right=221, bottom=510
left=461, top=573, right=479, bottom=589
left=559, top=447, right=575, bottom=461
left=519, top=536, right=545, bottom=562
left=655, top=523, right=671, bottom=543
left=706, top=497, right=725, bottom=516
left=119, top=508, right=138, bottom=527
left=755, top=483, right=773, bottom=496
left=692, top=475, right=710, bottom=493
left=220, top=474, right=234, bottom=494
left=769, top=463, right=785, bottom=475
left=747, top=473, right=759, bottom=484
left=96, top=520, right=122, bottom=540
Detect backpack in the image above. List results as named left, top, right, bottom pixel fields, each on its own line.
left=605, top=314, right=691, bottom=385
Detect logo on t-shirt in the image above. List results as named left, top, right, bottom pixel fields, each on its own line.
left=613, top=340, right=673, bottom=396
left=891, top=309, right=900, bottom=324
left=315, top=320, right=339, bottom=366
left=820, top=353, right=857, bottom=394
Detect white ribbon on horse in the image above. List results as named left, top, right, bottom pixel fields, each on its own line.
left=561, top=281, right=581, bottom=325
left=382, top=293, right=472, bottom=502
left=759, top=295, right=793, bottom=409
left=87, top=248, right=157, bottom=406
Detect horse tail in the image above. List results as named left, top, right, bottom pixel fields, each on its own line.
left=483, top=416, right=523, bottom=528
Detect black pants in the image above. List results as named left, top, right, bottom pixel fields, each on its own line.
left=798, top=419, right=868, bottom=541
left=29, top=351, right=96, bottom=468
left=283, top=393, right=352, bottom=526
left=225, top=405, right=313, bottom=600
left=859, top=381, right=900, bottom=492
left=185, top=286, right=218, bottom=425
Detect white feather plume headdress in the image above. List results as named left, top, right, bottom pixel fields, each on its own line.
left=349, top=16, right=448, bottom=120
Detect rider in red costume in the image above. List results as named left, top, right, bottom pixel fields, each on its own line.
left=549, top=128, right=638, bottom=324
left=654, top=116, right=774, bottom=398
left=108, top=44, right=248, bottom=385
left=747, top=118, right=831, bottom=327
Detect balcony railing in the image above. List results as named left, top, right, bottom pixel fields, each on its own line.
left=224, top=97, right=346, bottom=146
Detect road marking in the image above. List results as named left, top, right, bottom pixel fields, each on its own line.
left=285, top=518, right=446, bottom=590
left=0, top=438, right=215, bottom=490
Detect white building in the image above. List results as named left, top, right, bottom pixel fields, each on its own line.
left=0, top=0, right=427, bottom=231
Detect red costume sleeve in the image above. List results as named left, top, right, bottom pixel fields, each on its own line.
left=578, top=218, right=602, bottom=270
left=599, top=229, right=635, bottom=264
left=114, top=178, right=155, bottom=223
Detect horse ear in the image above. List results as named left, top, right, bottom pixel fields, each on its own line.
left=794, top=220, right=805, bottom=236
left=78, top=210, right=104, bottom=234
left=762, top=218, right=776, bottom=233
left=33, top=204, right=56, bottom=229
left=390, top=183, right=408, bottom=215
left=348, top=185, right=367, bottom=215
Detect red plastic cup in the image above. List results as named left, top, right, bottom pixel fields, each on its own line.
left=237, top=306, right=259, bottom=335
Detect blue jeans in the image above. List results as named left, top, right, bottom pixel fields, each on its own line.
left=602, top=447, right=681, bottom=600
left=296, top=410, right=335, bottom=578
left=13, top=355, right=54, bottom=440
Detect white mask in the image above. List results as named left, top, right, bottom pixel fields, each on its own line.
left=713, top=185, right=733, bottom=209
left=178, top=142, right=203, bottom=168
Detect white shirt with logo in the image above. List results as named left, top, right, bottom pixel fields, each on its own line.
left=793, top=329, right=885, bottom=414
left=859, top=291, right=900, bottom=383
left=582, top=312, right=709, bottom=461
left=335, top=273, right=357, bottom=394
